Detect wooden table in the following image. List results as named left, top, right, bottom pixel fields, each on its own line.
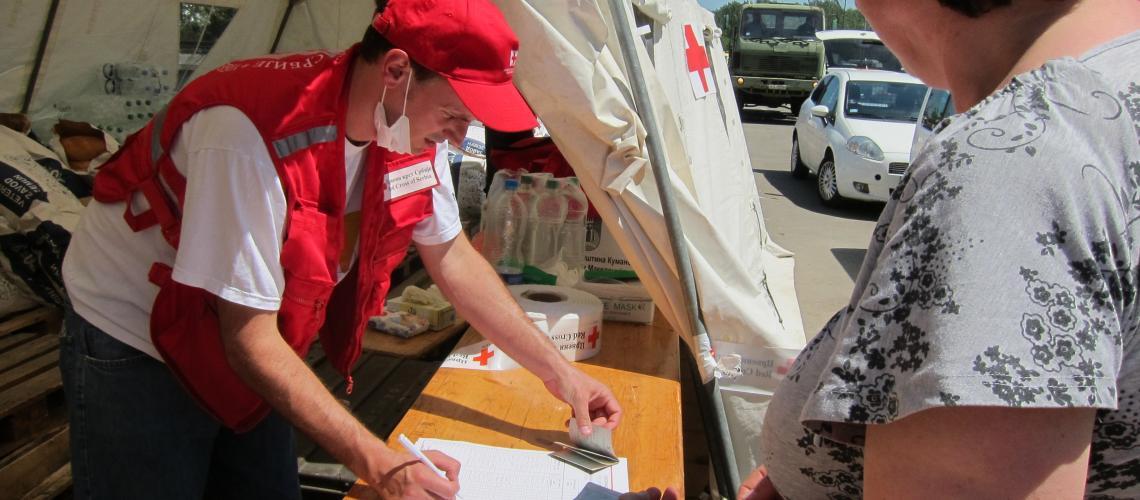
left=344, top=318, right=684, bottom=498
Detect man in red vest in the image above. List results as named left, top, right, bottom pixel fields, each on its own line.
left=59, top=1, right=621, bottom=498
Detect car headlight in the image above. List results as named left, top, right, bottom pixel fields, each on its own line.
left=846, top=136, right=884, bottom=161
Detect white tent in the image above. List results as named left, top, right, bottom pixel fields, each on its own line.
left=2, top=0, right=807, bottom=494
left=494, top=2, right=807, bottom=488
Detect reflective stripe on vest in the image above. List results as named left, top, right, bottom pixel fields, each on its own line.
left=150, top=107, right=168, bottom=163
left=273, top=125, right=338, bottom=158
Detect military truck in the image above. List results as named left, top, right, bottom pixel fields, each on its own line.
left=730, top=3, right=826, bottom=116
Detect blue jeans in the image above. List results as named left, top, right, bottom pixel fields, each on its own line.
left=59, top=310, right=301, bottom=499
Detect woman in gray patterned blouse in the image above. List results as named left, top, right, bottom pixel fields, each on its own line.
left=744, top=1, right=1140, bottom=499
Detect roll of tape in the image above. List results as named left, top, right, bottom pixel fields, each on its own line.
left=509, top=284, right=604, bottom=362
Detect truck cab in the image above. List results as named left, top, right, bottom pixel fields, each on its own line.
left=730, top=4, right=826, bottom=116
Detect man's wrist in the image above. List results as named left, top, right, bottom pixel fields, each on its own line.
left=537, top=355, right=576, bottom=385
left=346, top=427, right=396, bottom=486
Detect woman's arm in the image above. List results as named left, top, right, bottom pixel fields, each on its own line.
left=864, top=406, right=1095, bottom=499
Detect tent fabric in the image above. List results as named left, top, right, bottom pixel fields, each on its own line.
left=185, top=0, right=289, bottom=81
left=272, top=0, right=371, bottom=54
left=489, top=0, right=806, bottom=480
left=268, top=1, right=374, bottom=60
left=492, top=0, right=805, bottom=353
left=0, top=0, right=53, bottom=113
left=21, top=1, right=180, bottom=139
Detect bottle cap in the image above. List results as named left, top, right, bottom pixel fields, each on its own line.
left=545, top=179, right=560, bottom=189
left=505, top=178, right=519, bottom=189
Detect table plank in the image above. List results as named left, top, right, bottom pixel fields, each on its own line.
left=344, top=319, right=683, bottom=498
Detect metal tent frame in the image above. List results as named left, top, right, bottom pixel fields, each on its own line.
left=607, top=2, right=741, bottom=498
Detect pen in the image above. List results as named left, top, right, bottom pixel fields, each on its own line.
left=397, top=433, right=448, bottom=479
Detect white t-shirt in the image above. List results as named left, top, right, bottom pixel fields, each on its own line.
left=63, top=106, right=461, bottom=359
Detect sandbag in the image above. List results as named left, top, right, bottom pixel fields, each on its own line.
left=47, top=120, right=121, bottom=199
left=0, top=272, right=38, bottom=317
left=0, top=126, right=85, bottom=308
left=50, top=120, right=118, bottom=172
left=0, top=113, right=31, bottom=135
left=0, top=217, right=40, bottom=317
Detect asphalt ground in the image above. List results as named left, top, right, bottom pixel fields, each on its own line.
left=741, top=106, right=886, bottom=337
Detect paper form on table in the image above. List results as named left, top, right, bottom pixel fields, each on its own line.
left=415, top=438, right=630, bottom=500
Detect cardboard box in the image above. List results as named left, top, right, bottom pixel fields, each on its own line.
left=575, top=279, right=654, bottom=324
left=583, top=216, right=636, bottom=274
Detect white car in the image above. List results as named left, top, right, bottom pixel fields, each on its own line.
left=790, top=68, right=928, bottom=205
left=911, top=88, right=956, bottom=161
left=816, top=30, right=903, bottom=72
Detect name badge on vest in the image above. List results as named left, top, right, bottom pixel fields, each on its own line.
left=384, top=160, right=439, bottom=201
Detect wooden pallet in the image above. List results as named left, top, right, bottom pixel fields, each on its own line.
left=0, top=306, right=69, bottom=499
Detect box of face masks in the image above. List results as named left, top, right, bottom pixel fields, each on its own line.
left=574, top=279, right=654, bottom=325
left=583, top=216, right=636, bottom=275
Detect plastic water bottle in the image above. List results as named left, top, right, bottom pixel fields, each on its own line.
left=516, top=175, right=538, bottom=261
left=530, top=172, right=554, bottom=190
left=111, top=78, right=163, bottom=96
left=486, top=169, right=521, bottom=205
left=481, top=178, right=527, bottom=283
left=111, top=63, right=166, bottom=80
left=527, top=178, right=567, bottom=269
left=559, top=177, right=589, bottom=280
left=516, top=174, right=538, bottom=213
left=482, top=168, right=521, bottom=233
left=523, top=174, right=543, bottom=263
left=524, top=171, right=553, bottom=230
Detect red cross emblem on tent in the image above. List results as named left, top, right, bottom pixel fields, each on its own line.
left=473, top=346, right=495, bottom=366
left=683, top=24, right=713, bottom=99
left=587, top=326, right=600, bottom=349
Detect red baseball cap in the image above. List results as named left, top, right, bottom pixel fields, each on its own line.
left=372, top=0, right=538, bottom=132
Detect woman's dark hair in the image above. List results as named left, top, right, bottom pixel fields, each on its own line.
left=358, top=0, right=436, bottom=80
left=938, top=0, right=1013, bottom=17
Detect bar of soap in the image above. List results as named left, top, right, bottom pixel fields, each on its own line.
left=368, top=312, right=429, bottom=338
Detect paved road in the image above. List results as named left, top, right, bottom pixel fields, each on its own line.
left=741, top=107, right=884, bottom=336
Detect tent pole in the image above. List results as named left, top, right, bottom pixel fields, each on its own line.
left=605, top=1, right=739, bottom=498
left=270, top=0, right=298, bottom=54
left=21, top=0, right=62, bottom=114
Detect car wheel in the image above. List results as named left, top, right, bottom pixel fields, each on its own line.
left=790, top=101, right=803, bottom=117
left=817, top=159, right=842, bottom=206
left=735, top=88, right=746, bottom=116
left=790, top=135, right=808, bottom=179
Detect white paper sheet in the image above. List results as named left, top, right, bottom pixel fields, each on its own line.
left=416, top=438, right=630, bottom=500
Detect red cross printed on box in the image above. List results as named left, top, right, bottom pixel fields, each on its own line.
left=473, top=346, right=495, bottom=366
left=683, top=24, right=713, bottom=98
left=775, top=357, right=795, bottom=376
left=587, top=326, right=600, bottom=349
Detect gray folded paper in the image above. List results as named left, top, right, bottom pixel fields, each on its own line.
left=551, top=418, right=620, bottom=473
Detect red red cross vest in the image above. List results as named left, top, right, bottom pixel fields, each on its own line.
left=91, top=45, right=436, bottom=431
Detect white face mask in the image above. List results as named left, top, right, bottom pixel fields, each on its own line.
left=373, top=72, right=413, bottom=154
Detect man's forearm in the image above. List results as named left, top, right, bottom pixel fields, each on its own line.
left=420, top=235, right=570, bottom=381
left=217, top=302, right=397, bottom=485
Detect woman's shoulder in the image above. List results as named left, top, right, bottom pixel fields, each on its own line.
left=914, top=54, right=1138, bottom=192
